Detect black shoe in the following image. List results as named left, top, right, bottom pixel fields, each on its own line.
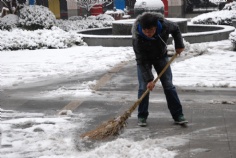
left=175, top=115, right=188, bottom=124
left=138, top=118, right=147, bottom=127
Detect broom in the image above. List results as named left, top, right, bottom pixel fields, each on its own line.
left=80, top=53, right=178, bottom=140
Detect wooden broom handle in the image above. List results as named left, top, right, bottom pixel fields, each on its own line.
left=137, top=53, right=178, bottom=103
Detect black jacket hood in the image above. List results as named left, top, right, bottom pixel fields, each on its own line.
left=132, top=12, right=164, bottom=39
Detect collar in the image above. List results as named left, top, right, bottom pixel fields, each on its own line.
left=137, top=21, right=162, bottom=40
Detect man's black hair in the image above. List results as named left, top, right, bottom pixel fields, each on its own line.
left=139, top=13, right=158, bottom=29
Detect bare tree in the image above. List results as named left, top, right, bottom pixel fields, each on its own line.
left=69, top=0, right=113, bottom=13
left=1, top=0, right=26, bottom=17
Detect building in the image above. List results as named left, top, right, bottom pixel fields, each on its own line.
left=0, top=0, right=187, bottom=19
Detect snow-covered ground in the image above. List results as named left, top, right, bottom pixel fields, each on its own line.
left=0, top=38, right=236, bottom=157
left=0, top=109, right=187, bottom=158
left=1, top=40, right=235, bottom=89
left=172, top=40, right=236, bottom=88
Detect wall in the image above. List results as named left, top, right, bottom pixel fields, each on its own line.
left=0, top=2, right=3, bottom=11
left=78, top=25, right=235, bottom=47
left=60, top=0, right=68, bottom=19
left=168, top=0, right=184, bottom=18
left=67, top=0, right=78, bottom=17
left=48, top=0, right=60, bottom=19
left=36, top=0, right=48, bottom=7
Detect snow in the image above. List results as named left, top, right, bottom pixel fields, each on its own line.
left=210, top=0, right=227, bottom=4
left=77, top=137, right=186, bottom=158
left=191, top=2, right=236, bottom=25
left=222, top=1, right=236, bottom=10
left=0, top=14, right=19, bottom=29
left=172, top=40, right=236, bottom=88
left=0, top=112, right=84, bottom=158
left=105, top=9, right=125, bottom=15
left=0, top=46, right=132, bottom=89
left=1, top=108, right=188, bottom=158
left=191, top=9, right=236, bottom=25
left=0, top=108, right=186, bottom=158
left=1, top=8, right=236, bottom=157
left=134, top=0, right=164, bottom=9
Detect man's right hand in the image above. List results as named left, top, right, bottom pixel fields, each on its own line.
left=176, top=48, right=184, bottom=55
left=147, top=81, right=155, bottom=91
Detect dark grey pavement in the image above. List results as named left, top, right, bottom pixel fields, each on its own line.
left=1, top=59, right=236, bottom=158
left=75, top=60, right=236, bottom=158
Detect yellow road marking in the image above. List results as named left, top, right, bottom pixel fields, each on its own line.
left=58, top=61, right=129, bottom=115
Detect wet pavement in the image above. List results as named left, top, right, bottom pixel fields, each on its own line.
left=76, top=61, right=236, bottom=158
left=1, top=59, right=236, bottom=158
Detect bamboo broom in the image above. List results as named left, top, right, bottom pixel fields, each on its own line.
left=80, top=53, right=178, bottom=140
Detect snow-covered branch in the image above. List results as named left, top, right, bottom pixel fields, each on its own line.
left=67, top=0, right=113, bottom=12
left=0, top=0, right=26, bottom=17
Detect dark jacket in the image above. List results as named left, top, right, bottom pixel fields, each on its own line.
left=132, top=12, right=185, bottom=82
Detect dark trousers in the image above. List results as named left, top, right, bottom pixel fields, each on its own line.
left=137, top=56, right=183, bottom=120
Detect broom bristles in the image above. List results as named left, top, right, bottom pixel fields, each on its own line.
left=80, top=112, right=129, bottom=140
left=80, top=90, right=150, bottom=140
left=80, top=103, right=137, bottom=140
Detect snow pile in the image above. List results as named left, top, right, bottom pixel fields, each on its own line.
left=134, top=0, right=164, bottom=10
left=222, top=1, right=236, bottom=10
left=0, top=26, right=85, bottom=51
left=0, top=109, right=87, bottom=158
left=105, top=9, right=125, bottom=15
left=191, top=9, right=236, bottom=25
left=168, top=39, right=209, bottom=57
left=96, top=14, right=115, bottom=21
left=19, top=5, right=56, bottom=30
left=229, top=29, right=236, bottom=43
left=78, top=138, right=182, bottom=158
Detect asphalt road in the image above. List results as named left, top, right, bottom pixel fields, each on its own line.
left=1, top=58, right=236, bottom=158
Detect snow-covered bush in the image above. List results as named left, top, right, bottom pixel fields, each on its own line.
left=95, top=14, right=115, bottom=27
left=229, top=30, right=236, bottom=50
left=222, top=1, right=236, bottom=10
left=57, top=19, right=102, bottom=31
left=0, top=14, right=19, bottom=30
left=68, top=16, right=84, bottom=21
left=56, top=14, right=114, bottom=31
left=191, top=2, right=236, bottom=25
left=95, top=14, right=115, bottom=21
left=0, top=27, right=86, bottom=51
left=87, top=15, right=96, bottom=20
left=19, top=5, right=56, bottom=30
left=56, top=19, right=86, bottom=31
left=191, top=10, right=236, bottom=25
